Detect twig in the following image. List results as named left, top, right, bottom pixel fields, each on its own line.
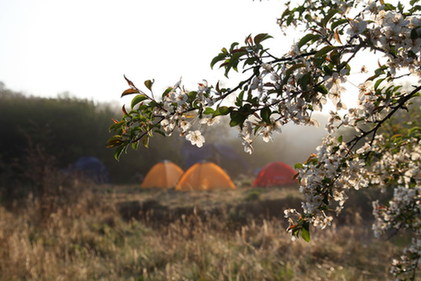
left=346, top=85, right=421, bottom=152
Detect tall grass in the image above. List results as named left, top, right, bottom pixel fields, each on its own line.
left=0, top=183, right=405, bottom=281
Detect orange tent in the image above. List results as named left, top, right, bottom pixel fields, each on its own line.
left=176, top=161, right=236, bottom=191
left=141, top=161, right=184, bottom=188
left=252, top=161, right=297, bottom=187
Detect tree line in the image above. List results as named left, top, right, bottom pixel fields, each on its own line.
left=0, top=83, right=319, bottom=189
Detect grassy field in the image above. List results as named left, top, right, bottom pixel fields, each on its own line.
left=0, top=182, right=411, bottom=281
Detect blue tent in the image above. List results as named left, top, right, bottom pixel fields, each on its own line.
left=71, top=156, right=109, bottom=184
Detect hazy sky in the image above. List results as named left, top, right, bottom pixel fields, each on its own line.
left=0, top=0, right=288, bottom=103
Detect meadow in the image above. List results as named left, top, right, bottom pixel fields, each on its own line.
left=0, top=178, right=409, bottom=281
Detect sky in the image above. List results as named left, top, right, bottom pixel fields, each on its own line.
left=0, top=0, right=289, bottom=103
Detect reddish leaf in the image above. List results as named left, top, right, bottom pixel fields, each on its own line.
left=122, top=105, right=129, bottom=116
left=287, top=224, right=299, bottom=231
left=245, top=34, right=253, bottom=45
left=124, top=75, right=136, bottom=88
left=334, top=29, right=342, bottom=44
left=121, top=88, right=140, bottom=97
left=216, top=81, right=220, bottom=92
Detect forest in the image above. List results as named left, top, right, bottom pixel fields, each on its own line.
left=0, top=82, right=331, bottom=196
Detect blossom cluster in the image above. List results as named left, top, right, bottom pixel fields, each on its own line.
left=390, top=235, right=421, bottom=280
left=286, top=123, right=419, bottom=278
left=289, top=135, right=362, bottom=229
left=154, top=80, right=220, bottom=148
left=112, top=0, right=420, bottom=278
left=278, top=3, right=420, bottom=274
left=360, top=5, right=421, bottom=76
left=239, top=120, right=282, bottom=154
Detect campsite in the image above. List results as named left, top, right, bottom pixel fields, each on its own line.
left=0, top=86, right=417, bottom=280
left=1, top=0, right=420, bottom=279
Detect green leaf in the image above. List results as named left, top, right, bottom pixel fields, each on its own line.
left=408, top=127, right=421, bottom=137
left=210, top=53, right=227, bottom=69
left=330, top=18, right=348, bottom=29
left=315, top=85, right=328, bottom=95
left=114, top=145, right=126, bottom=161
left=131, top=94, right=148, bottom=108
left=286, top=14, right=294, bottom=25
left=230, top=52, right=246, bottom=71
left=314, top=46, right=336, bottom=58
left=321, top=9, right=338, bottom=27
left=236, top=91, right=244, bottom=107
left=297, top=34, right=321, bottom=49
left=330, top=50, right=341, bottom=65
left=301, top=222, right=311, bottom=242
left=340, top=63, right=351, bottom=75
left=337, top=135, right=343, bottom=143
left=229, top=111, right=246, bottom=127
left=214, top=106, right=231, bottom=116
left=410, top=27, right=421, bottom=39
left=142, top=136, right=149, bottom=148
left=294, top=163, right=304, bottom=169
left=298, top=72, right=311, bottom=90
left=106, top=135, right=124, bottom=148
left=374, top=78, right=386, bottom=90
left=131, top=141, right=139, bottom=150
left=187, top=91, right=198, bottom=103
left=260, top=107, right=271, bottom=123
left=323, top=64, right=334, bottom=76
left=203, top=107, right=215, bottom=115
left=397, top=1, right=404, bottom=12
left=313, top=56, right=325, bottom=69
left=109, top=121, right=124, bottom=132
left=155, top=130, right=167, bottom=137
left=366, top=65, right=387, bottom=81
left=144, top=79, right=154, bottom=91
left=162, top=87, right=173, bottom=98
left=243, top=57, right=258, bottom=67
left=254, top=33, right=273, bottom=45
left=384, top=3, right=396, bottom=10
left=230, top=42, right=239, bottom=51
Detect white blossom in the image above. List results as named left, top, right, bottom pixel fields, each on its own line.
left=185, top=130, right=205, bottom=148
left=200, top=116, right=221, bottom=127
left=178, top=120, right=191, bottom=132
left=161, top=119, right=175, bottom=135
left=346, top=19, right=368, bottom=36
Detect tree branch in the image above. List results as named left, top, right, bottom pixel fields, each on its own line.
left=347, top=85, right=421, bottom=152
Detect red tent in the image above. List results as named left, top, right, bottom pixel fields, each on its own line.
left=252, top=162, right=298, bottom=187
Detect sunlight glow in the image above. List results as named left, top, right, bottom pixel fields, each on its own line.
left=0, top=0, right=285, bottom=102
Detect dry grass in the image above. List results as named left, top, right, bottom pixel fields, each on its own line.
left=0, top=182, right=409, bottom=281
left=106, top=184, right=302, bottom=206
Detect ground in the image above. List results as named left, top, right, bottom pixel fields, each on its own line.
left=0, top=182, right=414, bottom=281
